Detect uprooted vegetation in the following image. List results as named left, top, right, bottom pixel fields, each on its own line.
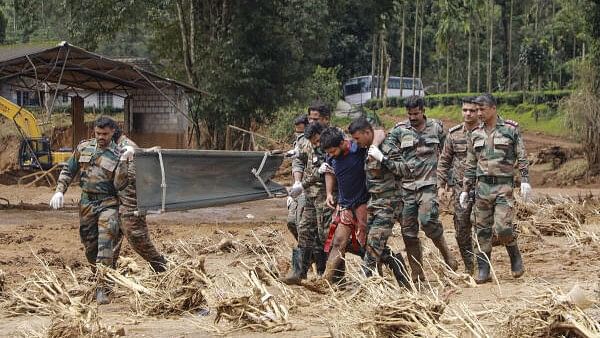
left=2, top=202, right=600, bottom=337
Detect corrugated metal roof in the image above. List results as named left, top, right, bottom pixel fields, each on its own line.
left=0, top=42, right=204, bottom=94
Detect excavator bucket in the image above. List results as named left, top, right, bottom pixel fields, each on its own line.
left=134, top=149, right=286, bottom=214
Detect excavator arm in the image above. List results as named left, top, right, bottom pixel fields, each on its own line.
left=0, top=95, right=42, bottom=138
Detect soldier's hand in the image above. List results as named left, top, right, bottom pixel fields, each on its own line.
left=120, top=146, right=135, bottom=161
left=520, top=183, right=532, bottom=202
left=318, top=162, right=334, bottom=174
left=459, top=192, right=469, bottom=209
left=289, top=181, right=303, bottom=198
left=49, top=192, right=64, bottom=209
left=368, top=145, right=384, bottom=162
left=286, top=196, right=294, bottom=208
left=285, top=148, right=299, bottom=158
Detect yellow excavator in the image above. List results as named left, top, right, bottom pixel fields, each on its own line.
left=0, top=95, right=71, bottom=170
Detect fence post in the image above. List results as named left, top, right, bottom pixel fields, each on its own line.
left=225, top=125, right=232, bottom=150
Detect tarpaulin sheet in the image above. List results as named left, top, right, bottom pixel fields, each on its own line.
left=135, top=149, right=286, bottom=213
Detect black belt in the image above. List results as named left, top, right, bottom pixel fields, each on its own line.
left=478, top=176, right=513, bottom=184
left=82, top=192, right=114, bottom=201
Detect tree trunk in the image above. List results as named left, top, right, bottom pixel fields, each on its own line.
left=378, top=31, right=385, bottom=98
left=418, top=0, right=424, bottom=83
left=446, top=51, right=450, bottom=93
left=487, top=0, right=494, bottom=93
left=371, top=33, right=377, bottom=98
left=467, top=30, right=472, bottom=93
left=507, top=0, right=513, bottom=91
left=477, top=31, right=481, bottom=92
left=412, top=0, right=419, bottom=94
left=400, top=4, right=405, bottom=78
left=175, top=0, right=195, bottom=86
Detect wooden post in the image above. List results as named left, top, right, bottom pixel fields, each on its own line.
left=225, top=126, right=232, bottom=150
left=71, top=96, right=85, bottom=148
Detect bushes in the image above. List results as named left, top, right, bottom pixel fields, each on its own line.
left=364, top=90, right=572, bottom=109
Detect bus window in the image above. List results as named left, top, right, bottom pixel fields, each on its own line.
left=388, top=78, right=401, bottom=89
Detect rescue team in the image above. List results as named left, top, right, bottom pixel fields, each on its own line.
left=284, top=94, right=530, bottom=288
left=48, top=93, right=530, bottom=304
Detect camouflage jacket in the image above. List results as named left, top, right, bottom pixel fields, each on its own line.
left=463, top=116, right=529, bottom=192
left=437, top=123, right=473, bottom=188
left=364, top=149, right=397, bottom=198
left=56, top=138, right=120, bottom=201
left=384, top=118, right=446, bottom=191
left=114, top=135, right=138, bottom=212
left=292, top=136, right=327, bottom=199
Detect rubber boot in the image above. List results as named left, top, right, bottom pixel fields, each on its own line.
left=506, top=244, right=524, bottom=278
left=381, top=247, right=410, bottom=288
left=432, top=235, right=459, bottom=271
left=459, top=246, right=475, bottom=275
left=149, top=255, right=167, bottom=273
left=96, top=286, right=111, bottom=305
left=404, top=237, right=425, bottom=282
left=281, top=248, right=310, bottom=285
left=312, top=249, right=327, bottom=276
left=475, top=251, right=492, bottom=284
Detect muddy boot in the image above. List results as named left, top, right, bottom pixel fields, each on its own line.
left=150, top=255, right=167, bottom=273
left=506, top=244, right=524, bottom=278
left=312, top=249, right=327, bottom=276
left=381, top=247, right=410, bottom=288
left=281, top=248, right=310, bottom=285
left=96, top=286, right=111, bottom=305
left=404, top=237, right=425, bottom=282
left=432, top=235, right=459, bottom=271
left=459, top=246, right=475, bottom=275
left=475, top=251, right=492, bottom=284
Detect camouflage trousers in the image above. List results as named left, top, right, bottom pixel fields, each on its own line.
left=364, top=192, right=396, bottom=270
left=114, top=214, right=164, bottom=265
left=392, top=189, right=404, bottom=226
left=297, top=194, right=333, bottom=250
left=452, top=185, right=474, bottom=254
left=286, top=194, right=305, bottom=241
left=474, top=181, right=517, bottom=253
left=79, top=196, right=120, bottom=268
left=401, top=185, right=444, bottom=240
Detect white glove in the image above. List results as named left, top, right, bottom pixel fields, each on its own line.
left=318, top=162, right=334, bottom=174
left=286, top=149, right=299, bottom=158
left=520, top=183, right=532, bottom=202
left=368, top=145, right=384, bottom=162
left=286, top=196, right=294, bottom=208
left=120, top=146, right=135, bottom=161
left=49, top=192, right=64, bottom=209
left=459, top=192, right=469, bottom=209
left=289, top=181, right=304, bottom=198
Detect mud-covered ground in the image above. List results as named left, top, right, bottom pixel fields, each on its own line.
left=0, top=183, right=599, bottom=337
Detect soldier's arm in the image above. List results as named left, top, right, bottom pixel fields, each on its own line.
left=462, top=136, right=477, bottom=193
left=437, top=137, right=454, bottom=188
left=114, top=159, right=129, bottom=191
left=514, top=128, right=530, bottom=183
left=291, top=150, right=307, bottom=182
left=380, top=131, right=411, bottom=178
left=55, top=149, right=81, bottom=193
left=301, top=165, right=322, bottom=189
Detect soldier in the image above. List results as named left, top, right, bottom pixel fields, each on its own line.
left=348, top=117, right=409, bottom=287
left=286, top=115, right=309, bottom=241
left=111, top=125, right=167, bottom=273
left=437, top=97, right=480, bottom=274
left=49, top=116, right=121, bottom=304
left=377, top=96, right=458, bottom=282
left=460, top=93, right=532, bottom=284
left=283, top=102, right=333, bottom=284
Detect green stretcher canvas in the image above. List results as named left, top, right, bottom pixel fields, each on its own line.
left=134, top=149, right=286, bottom=213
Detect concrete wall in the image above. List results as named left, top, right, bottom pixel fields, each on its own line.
left=127, top=87, right=189, bottom=149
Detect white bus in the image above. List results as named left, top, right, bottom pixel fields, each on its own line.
left=343, top=76, right=424, bottom=105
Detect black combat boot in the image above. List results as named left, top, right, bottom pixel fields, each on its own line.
left=404, top=237, right=425, bottom=282
left=459, top=246, right=475, bottom=275
left=281, top=248, right=311, bottom=285
left=506, top=244, right=524, bottom=278
left=432, top=235, right=459, bottom=271
left=381, top=247, right=410, bottom=288
left=150, top=255, right=168, bottom=273
left=475, top=251, right=492, bottom=284
left=312, top=249, right=328, bottom=276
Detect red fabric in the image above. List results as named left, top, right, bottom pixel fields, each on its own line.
left=324, top=204, right=368, bottom=253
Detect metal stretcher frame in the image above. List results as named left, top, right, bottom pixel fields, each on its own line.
left=134, top=148, right=286, bottom=214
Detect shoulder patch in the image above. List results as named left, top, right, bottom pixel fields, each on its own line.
left=395, top=120, right=409, bottom=128
left=448, top=124, right=463, bottom=133
left=505, top=119, right=519, bottom=127
left=76, top=138, right=94, bottom=151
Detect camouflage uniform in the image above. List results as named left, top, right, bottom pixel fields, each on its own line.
left=437, top=123, right=476, bottom=272
left=387, top=119, right=446, bottom=240
left=56, top=139, right=120, bottom=268
left=293, top=136, right=333, bottom=251
left=286, top=133, right=306, bottom=240
left=463, top=117, right=529, bottom=254
left=113, top=136, right=165, bottom=271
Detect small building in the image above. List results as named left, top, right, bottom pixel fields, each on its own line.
left=0, top=42, right=202, bottom=149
